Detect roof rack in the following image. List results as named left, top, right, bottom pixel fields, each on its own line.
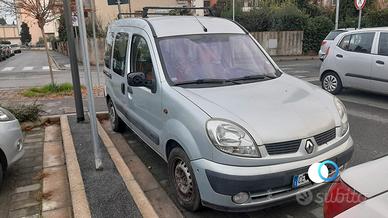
left=141, top=6, right=215, bottom=18
left=117, top=12, right=142, bottom=19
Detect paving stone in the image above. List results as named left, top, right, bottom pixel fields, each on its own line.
left=43, top=141, right=65, bottom=168
left=44, top=125, right=62, bottom=142
left=9, top=198, right=40, bottom=211
left=42, top=166, right=71, bottom=212
left=14, top=184, right=41, bottom=194
left=11, top=192, right=31, bottom=202
left=23, top=137, right=44, bottom=144
left=8, top=205, right=40, bottom=218
left=42, top=207, right=72, bottom=218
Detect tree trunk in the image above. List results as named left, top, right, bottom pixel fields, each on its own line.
left=40, top=27, right=55, bottom=86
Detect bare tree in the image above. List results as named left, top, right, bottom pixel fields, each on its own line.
left=0, top=0, right=62, bottom=85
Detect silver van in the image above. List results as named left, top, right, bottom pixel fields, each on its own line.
left=320, top=28, right=388, bottom=95
left=104, top=7, right=354, bottom=211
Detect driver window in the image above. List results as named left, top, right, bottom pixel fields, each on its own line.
left=131, top=35, right=155, bottom=84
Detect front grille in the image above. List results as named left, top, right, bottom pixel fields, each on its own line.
left=265, top=139, right=302, bottom=155
left=314, top=128, right=336, bottom=146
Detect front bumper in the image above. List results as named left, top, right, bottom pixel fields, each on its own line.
left=0, top=119, right=25, bottom=168
left=191, top=135, right=353, bottom=212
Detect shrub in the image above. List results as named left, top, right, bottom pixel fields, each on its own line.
left=235, top=7, right=273, bottom=32
left=1, top=103, right=42, bottom=122
left=303, top=16, right=334, bottom=53
left=271, top=2, right=308, bottom=31
left=364, top=8, right=388, bottom=27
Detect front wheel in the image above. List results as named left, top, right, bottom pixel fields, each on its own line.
left=107, top=99, right=124, bottom=132
left=322, top=72, right=343, bottom=95
left=168, top=147, right=201, bottom=211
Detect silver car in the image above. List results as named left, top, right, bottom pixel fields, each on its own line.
left=319, top=29, right=349, bottom=61
left=324, top=155, right=388, bottom=218
left=320, top=28, right=388, bottom=95
left=105, top=9, right=354, bottom=211
left=0, top=107, right=24, bottom=184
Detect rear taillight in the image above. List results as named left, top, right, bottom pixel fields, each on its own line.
left=324, top=179, right=366, bottom=218
left=321, top=40, right=327, bottom=46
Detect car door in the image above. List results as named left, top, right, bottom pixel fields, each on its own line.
left=335, top=32, right=375, bottom=91
left=108, top=31, right=130, bottom=117
left=126, top=29, right=163, bottom=153
left=370, top=32, right=388, bottom=94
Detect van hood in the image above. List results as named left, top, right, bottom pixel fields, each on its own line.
left=173, top=74, right=339, bottom=144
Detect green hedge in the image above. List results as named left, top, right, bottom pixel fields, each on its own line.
left=303, top=16, right=334, bottom=53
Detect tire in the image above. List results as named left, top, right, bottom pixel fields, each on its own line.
left=0, top=164, right=3, bottom=188
left=107, top=99, right=124, bottom=132
left=321, top=71, right=343, bottom=95
left=168, top=147, right=202, bottom=211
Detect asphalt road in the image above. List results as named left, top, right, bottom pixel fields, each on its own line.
left=0, top=50, right=104, bottom=89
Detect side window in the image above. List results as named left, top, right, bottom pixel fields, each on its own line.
left=112, top=32, right=129, bottom=77
left=348, top=33, right=375, bottom=54
left=131, top=35, right=154, bottom=83
left=378, top=33, right=388, bottom=56
left=104, top=37, right=113, bottom=69
left=338, top=35, right=351, bottom=51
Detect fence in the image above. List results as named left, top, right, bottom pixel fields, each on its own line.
left=251, top=31, right=304, bottom=56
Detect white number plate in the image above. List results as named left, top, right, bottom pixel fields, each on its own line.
left=292, top=173, right=310, bottom=188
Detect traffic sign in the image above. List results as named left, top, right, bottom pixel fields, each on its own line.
left=354, top=0, right=366, bottom=10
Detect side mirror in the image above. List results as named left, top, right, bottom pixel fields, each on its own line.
left=127, top=72, right=146, bottom=87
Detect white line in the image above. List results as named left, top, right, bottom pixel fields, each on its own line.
left=296, top=75, right=307, bottom=78
left=304, top=77, right=320, bottom=82
left=22, top=66, right=34, bottom=71
left=42, top=66, right=49, bottom=70
left=347, top=109, right=388, bottom=124
left=340, top=95, right=388, bottom=111
left=1, top=67, right=15, bottom=72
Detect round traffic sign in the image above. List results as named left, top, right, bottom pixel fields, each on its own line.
left=355, top=0, right=366, bottom=10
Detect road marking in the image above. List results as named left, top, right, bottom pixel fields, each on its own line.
left=305, top=77, right=320, bottom=82
left=296, top=75, right=307, bottom=78
left=348, top=109, right=388, bottom=124
left=340, top=95, right=388, bottom=111
left=1, top=67, right=15, bottom=72
left=22, top=66, right=34, bottom=71
left=42, top=66, right=49, bottom=70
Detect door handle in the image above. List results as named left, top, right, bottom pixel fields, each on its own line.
left=376, top=60, right=385, bottom=65
left=103, top=70, right=112, bottom=79
left=336, top=54, right=343, bottom=58
left=121, top=83, right=125, bottom=95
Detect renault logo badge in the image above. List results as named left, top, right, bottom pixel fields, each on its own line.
left=305, top=139, right=314, bottom=154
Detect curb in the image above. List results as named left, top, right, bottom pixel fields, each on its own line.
left=97, top=119, right=159, bottom=218
left=273, top=56, right=320, bottom=62
left=60, top=115, right=92, bottom=218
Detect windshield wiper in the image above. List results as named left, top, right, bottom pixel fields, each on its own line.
left=229, top=74, right=273, bottom=82
left=174, top=79, right=240, bottom=86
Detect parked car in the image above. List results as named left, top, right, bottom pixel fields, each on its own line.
left=0, top=45, right=6, bottom=61
left=0, top=45, right=11, bottom=58
left=319, top=29, right=354, bottom=61
left=105, top=7, right=354, bottom=212
left=11, top=44, right=21, bottom=54
left=320, top=27, right=388, bottom=95
left=0, top=107, right=24, bottom=185
left=324, top=155, right=388, bottom=218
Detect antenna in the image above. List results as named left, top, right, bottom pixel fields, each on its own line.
left=193, top=14, right=208, bottom=32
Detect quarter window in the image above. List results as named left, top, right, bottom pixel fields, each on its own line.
left=339, top=33, right=375, bottom=54
left=112, top=32, right=129, bottom=76
left=131, top=35, right=154, bottom=83
left=378, top=33, right=388, bottom=56
left=104, top=34, right=113, bottom=69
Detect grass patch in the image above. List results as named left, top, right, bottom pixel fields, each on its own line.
left=23, top=83, right=74, bottom=97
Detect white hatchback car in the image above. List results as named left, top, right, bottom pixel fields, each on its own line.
left=320, top=28, right=388, bottom=95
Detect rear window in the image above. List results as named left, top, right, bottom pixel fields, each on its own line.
left=325, top=30, right=346, bottom=40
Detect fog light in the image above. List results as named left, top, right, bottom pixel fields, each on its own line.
left=232, top=192, right=250, bottom=204
left=16, top=140, right=23, bottom=151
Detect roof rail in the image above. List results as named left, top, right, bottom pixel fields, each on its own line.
left=117, top=12, right=142, bottom=19
left=141, top=6, right=215, bottom=18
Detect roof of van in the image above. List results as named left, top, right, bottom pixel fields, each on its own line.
left=345, top=27, right=388, bottom=33
left=111, top=16, right=246, bottom=38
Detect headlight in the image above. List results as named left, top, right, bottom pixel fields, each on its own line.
left=206, top=119, right=260, bottom=157
left=334, top=98, right=349, bottom=136
left=0, top=107, right=15, bottom=122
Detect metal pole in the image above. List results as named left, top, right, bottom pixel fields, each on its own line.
left=128, top=0, right=132, bottom=16
left=232, top=0, right=235, bottom=21
left=117, top=0, right=122, bottom=15
left=63, top=0, right=84, bottom=122
left=90, top=0, right=101, bottom=88
left=335, top=0, right=340, bottom=29
left=358, top=9, right=362, bottom=29
left=75, top=0, right=103, bottom=170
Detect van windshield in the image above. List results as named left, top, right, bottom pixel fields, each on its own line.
left=158, top=34, right=278, bottom=86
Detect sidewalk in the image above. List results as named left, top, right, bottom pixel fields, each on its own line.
left=50, top=51, right=101, bottom=71
left=272, top=55, right=320, bottom=62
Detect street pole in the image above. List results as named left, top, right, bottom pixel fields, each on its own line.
left=232, top=0, right=235, bottom=21
left=128, top=0, right=132, bottom=16
left=358, top=9, right=362, bottom=29
left=335, top=0, right=340, bottom=29
left=75, top=0, right=103, bottom=170
left=117, top=0, right=122, bottom=17
left=90, top=0, right=101, bottom=88
left=63, top=0, right=84, bottom=122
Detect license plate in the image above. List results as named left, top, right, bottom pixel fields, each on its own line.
left=292, top=173, right=310, bottom=188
